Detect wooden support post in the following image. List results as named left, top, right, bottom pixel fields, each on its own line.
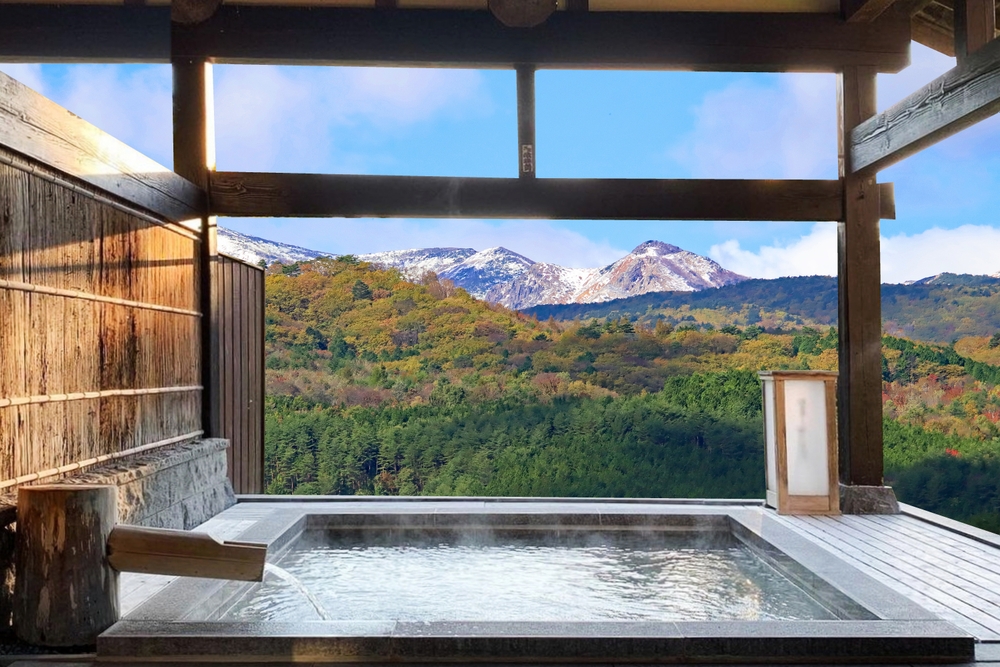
left=837, top=66, right=884, bottom=488
left=516, top=65, right=536, bottom=179
left=955, top=0, right=996, bottom=63
left=13, top=485, right=118, bottom=646
left=172, top=36, right=218, bottom=439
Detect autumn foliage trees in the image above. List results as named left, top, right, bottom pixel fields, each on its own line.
left=262, top=257, right=1000, bottom=533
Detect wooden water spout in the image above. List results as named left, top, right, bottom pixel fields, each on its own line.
left=107, top=525, right=266, bottom=581
left=13, top=484, right=266, bottom=647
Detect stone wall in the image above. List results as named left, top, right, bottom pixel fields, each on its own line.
left=0, top=439, right=235, bottom=635
left=61, top=439, right=236, bottom=529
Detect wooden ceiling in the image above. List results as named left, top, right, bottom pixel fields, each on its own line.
left=0, top=0, right=843, bottom=9
left=913, top=0, right=1000, bottom=55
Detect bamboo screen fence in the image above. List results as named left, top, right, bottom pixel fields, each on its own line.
left=0, top=148, right=203, bottom=489
left=0, top=69, right=266, bottom=496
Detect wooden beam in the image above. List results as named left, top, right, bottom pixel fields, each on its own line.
left=172, top=34, right=219, bottom=440
left=209, top=173, right=872, bottom=221
left=838, top=65, right=884, bottom=488
left=177, top=8, right=912, bottom=72
left=0, top=6, right=169, bottom=63
left=954, top=0, right=997, bottom=62
left=0, top=5, right=912, bottom=72
left=842, top=0, right=900, bottom=22
left=912, top=14, right=956, bottom=57
left=0, top=69, right=202, bottom=221
left=516, top=65, right=536, bottom=178
left=172, top=0, right=223, bottom=25
left=850, top=35, right=1000, bottom=174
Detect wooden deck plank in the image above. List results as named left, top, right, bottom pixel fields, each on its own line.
left=777, top=515, right=999, bottom=638
left=794, top=516, right=1000, bottom=636
left=855, top=515, right=1000, bottom=587
left=816, top=516, right=1000, bottom=613
left=777, top=514, right=1000, bottom=640
left=866, top=513, right=1000, bottom=565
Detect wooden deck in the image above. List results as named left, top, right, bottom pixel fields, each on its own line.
left=776, top=508, right=1000, bottom=642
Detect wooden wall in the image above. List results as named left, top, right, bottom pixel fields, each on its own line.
left=0, top=149, right=203, bottom=488
left=215, top=255, right=265, bottom=495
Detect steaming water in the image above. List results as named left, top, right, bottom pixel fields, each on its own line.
left=263, top=563, right=333, bottom=620
left=229, top=532, right=835, bottom=622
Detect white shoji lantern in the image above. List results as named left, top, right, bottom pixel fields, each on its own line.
left=759, top=371, right=839, bottom=515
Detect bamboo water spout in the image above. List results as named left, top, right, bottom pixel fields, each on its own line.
left=107, top=525, right=266, bottom=581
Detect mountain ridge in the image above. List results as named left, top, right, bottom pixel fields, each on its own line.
left=221, top=229, right=751, bottom=306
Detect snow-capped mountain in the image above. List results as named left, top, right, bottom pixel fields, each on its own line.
left=438, top=247, right=535, bottom=298
left=485, top=263, right=598, bottom=309
left=359, top=246, right=535, bottom=298
left=487, top=241, right=747, bottom=310
left=217, top=229, right=748, bottom=309
left=908, top=272, right=1000, bottom=287
left=358, top=247, right=477, bottom=282
left=218, top=228, right=325, bottom=265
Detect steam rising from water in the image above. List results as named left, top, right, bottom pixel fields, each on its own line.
left=232, top=532, right=834, bottom=623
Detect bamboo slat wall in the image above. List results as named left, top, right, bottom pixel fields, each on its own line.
left=0, top=148, right=202, bottom=488
left=215, top=255, right=264, bottom=495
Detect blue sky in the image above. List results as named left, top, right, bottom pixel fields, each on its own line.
left=2, top=43, right=998, bottom=282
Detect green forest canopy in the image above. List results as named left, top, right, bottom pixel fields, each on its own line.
left=262, top=257, right=1000, bottom=533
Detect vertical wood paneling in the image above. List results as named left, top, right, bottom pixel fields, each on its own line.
left=0, top=146, right=202, bottom=488
left=215, top=255, right=264, bottom=494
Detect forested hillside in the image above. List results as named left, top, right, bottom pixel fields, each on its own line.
left=263, top=258, right=1000, bottom=533
left=522, top=276, right=1000, bottom=343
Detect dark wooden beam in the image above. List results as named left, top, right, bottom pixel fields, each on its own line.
left=171, top=0, right=223, bottom=25
left=0, top=69, right=202, bottom=221
left=516, top=65, right=536, bottom=178
left=0, top=6, right=169, bottom=63
left=850, top=35, right=1000, bottom=174
left=838, top=65, right=884, bottom=489
left=955, top=0, right=997, bottom=62
left=0, top=5, right=912, bottom=72
left=842, top=0, right=900, bottom=22
left=172, top=35, right=218, bottom=439
left=207, top=173, right=899, bottom=221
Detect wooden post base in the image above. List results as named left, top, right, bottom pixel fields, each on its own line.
left=13, top=484, right=119, bottom=647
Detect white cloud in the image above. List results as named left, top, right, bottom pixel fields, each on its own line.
left=221, top=218, right=627, bottom=268
left=669, top=43, right=993, bottom=180
left=709, top=224, right=838, bottom=279
left=0, top=64, right=46, bottom=93
left=213, top=65, right=486, bottom=171
left=3, top=64, right=485, bottom=172
left=881, top=225, right=1000, bottom=282
left=57, top=65, right=173, bottom=165
left=671, top=74, right=837, bottom=178
left=710, top=224, right=1000, bottom=283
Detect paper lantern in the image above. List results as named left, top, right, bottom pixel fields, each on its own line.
left=759, top=371, right=839, bottom=515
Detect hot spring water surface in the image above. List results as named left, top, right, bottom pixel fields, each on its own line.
left=225, top=531, right=836, bottom=622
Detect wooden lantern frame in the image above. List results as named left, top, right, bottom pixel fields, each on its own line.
left=759, top=370, right=839, bottom=516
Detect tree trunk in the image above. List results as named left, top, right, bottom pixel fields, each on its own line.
left=14, top=484, right=118, bottom=647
